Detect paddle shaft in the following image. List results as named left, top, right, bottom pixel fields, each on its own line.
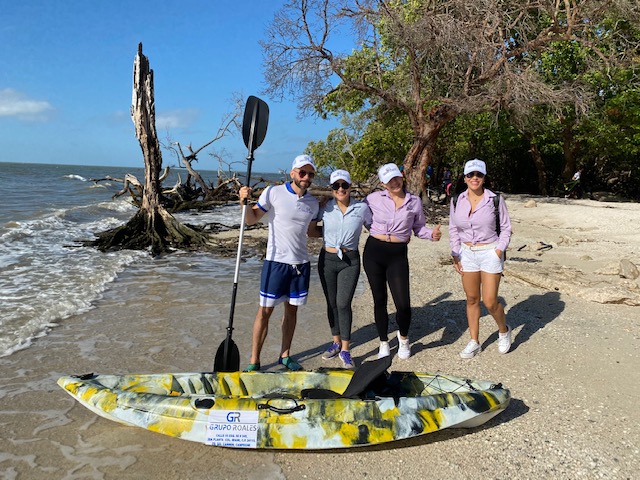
left=215, top=95, right=268, bottom=372
left=221, top=104, right=259, bottom=368
left=223, top=157, right=253, bottom=362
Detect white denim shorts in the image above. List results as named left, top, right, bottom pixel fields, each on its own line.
left=460, top=243, right=504, bottom=274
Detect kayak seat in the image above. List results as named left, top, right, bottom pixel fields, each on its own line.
left=301, top=356, right=392, bottom=400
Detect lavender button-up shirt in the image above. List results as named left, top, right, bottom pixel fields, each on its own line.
left=365, top=190, right=434, bottom=242
left=448, top=188, right=512, bottom=257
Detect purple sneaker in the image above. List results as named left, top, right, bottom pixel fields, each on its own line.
left=322, top=342, right=341, bottom=360
left=339, top=350, right=355, bottom=369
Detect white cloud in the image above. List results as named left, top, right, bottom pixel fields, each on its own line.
left=0, top=88, right=54, bottom=120
left=156, top=108, right=199, bottom=130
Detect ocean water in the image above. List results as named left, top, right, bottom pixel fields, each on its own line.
left=0, top=161, right=296, bottom=358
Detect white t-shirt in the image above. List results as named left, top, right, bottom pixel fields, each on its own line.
left=257, top=182, right=320, bottom=264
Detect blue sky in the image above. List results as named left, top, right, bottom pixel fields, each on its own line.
left=0, top=1, right=346, bottom=173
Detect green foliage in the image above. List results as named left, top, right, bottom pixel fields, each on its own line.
left=575, top=85, right=640, bottom=196
left=306, top=109, right=413, bottom=183
left=434, top=112, right=536, bottom=193
left=350, top=111, right=413, bottom=173
left=538, top=41, right=589, bottom=83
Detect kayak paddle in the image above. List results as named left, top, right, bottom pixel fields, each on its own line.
left=214, top=95, right=269, bottom=372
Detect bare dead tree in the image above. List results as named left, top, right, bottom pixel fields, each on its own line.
left=89, top=168, right=171, bottom=207
left=89, top=43, right=213, bottom=256
left=262, top=0, right=639, bottom=194
left=164, top=94, right=244, bottom=201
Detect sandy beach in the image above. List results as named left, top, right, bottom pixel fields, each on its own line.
left=1, top=194, right=638, bottom=479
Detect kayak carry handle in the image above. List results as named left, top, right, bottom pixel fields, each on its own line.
left=257, top=396, right=306, bottom=415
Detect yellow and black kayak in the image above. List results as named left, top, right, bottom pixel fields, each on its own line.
left=57, top=357, right=510, bottom=449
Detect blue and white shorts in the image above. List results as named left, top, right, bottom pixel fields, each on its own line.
left=259, top=260, right=311, bottom=307
left=460, top=243, right=504, bottom=274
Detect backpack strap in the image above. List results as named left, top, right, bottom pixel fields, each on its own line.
left=493, top=192, right=501, bottom=236
left=453, top=191, right=500, bottom=237
left=452, top=193, right=460, bottom=210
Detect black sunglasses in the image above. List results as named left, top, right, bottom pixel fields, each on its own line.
left=331, top=182, right=350, bottom=190
left=297, top=169, right=315, bottom=178
left=465, top=171, right=485, bottom=178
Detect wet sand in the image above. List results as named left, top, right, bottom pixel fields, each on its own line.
left=0, top=194, right=638, bottom=479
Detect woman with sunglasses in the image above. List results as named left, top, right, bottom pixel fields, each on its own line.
left=363, top=163, right=442, bottom=361
left=449, top=159, right=513, bottom=359
left=316, top=170, right=372, bottom=369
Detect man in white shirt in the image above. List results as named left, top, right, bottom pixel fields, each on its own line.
left=238, top=155, right=320, bottom=371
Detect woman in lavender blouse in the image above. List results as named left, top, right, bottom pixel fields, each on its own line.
left=449, top=159, right=513, bottom=359
left=363, top=163, right=441, bottom=361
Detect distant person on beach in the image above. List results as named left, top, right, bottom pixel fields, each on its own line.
left=314, top=169, right=372, bottom=369
left=449, top=159, right=513, bottom=358
left=442, top=165, right=453, bottom=199
left=363, top=163, right=442, bottom=360
left=442, top=165, right=452, bottom=186
left=564, top=169, right=583, bottom=198
left=426, top=164, right=434, bottom=185
left=238, top=154, right=320, bottom=372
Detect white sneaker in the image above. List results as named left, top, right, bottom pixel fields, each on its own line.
left=377, top=341, right=390, bottom=359
left=498, top=325, right=512, bottom=354
left=460, top=340, right=481, bottom=359
left=397, top=331, right=411, bottom=359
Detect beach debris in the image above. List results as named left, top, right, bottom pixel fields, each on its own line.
left=558, top=235, right=577, bottom=246
left=507, top=264, right=640, bottom=306
left=595, top=263, right=622, bottom=276
left=620, top=259, right=639, bottom=280
left=515, top=242, right=553, bottom=253
left=537, top=242, right=552, bottom=251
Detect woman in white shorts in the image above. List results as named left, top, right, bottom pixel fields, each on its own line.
left=449, top=159, right=513, bottom=358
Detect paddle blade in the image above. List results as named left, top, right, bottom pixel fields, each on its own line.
left=214, top=339, right=241, bottom=372
left=242, top=96, right=269, bottom=153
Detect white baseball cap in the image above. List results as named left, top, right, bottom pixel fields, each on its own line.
left=464, top=158, right=487, bottom=175
left=292, top=154, right=316, bottom=171
left=378, top=163, right=402, bottom=184
left=330, top=169, right=351, bottom=185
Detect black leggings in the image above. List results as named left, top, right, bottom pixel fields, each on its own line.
left=318, top=249, right=361, bottom=342
left=362, top=236, right=411, bottom=341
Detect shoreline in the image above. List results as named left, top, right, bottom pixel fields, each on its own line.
left=0, top=194, right=638, bottom=479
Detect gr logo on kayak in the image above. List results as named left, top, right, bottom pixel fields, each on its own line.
left=226, top=412, right=241, bottom=422
left=207, top=409, right=260, bottom=426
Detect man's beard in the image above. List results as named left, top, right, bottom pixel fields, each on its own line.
left=292, top=177, right=310, bottom=191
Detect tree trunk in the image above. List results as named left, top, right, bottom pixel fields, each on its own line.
left=131, top=43, right=163, bottom=213
left=403, top=136, right=429, bottom=195
left=529, top=142, right=548, bottom=196
left=90, top=43, right=212, bottom=256
left=402, top=105, right=455, bottom=195
left=561, top=122, right=576, bottom=181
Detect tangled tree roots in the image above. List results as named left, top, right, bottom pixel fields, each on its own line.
left=89, top=208, right=213, bottom=257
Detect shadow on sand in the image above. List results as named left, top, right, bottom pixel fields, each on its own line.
left=296, top=289, right=565, bottom=365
